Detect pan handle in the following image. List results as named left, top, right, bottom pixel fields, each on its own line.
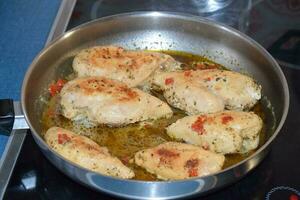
left=0, top=99, right=29, bottom=135
left=0, top=99, right=14, bottom=135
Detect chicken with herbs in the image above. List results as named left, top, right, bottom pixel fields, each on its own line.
left=186, top=69, right=261, bottom=110
left=134, top=142, right=224, bottom=180
left=73, top=46, right=181, bottom=87
left=60, top=76, right=173, bottom=126
left=42, top=46, right=266, bottom=181
left=45, top=127, right=135, bottom=179
left=166, top=111, right=263, bottom=154
left=151, top=70, right=225, bottom=115
left=153, top=69, right=261, bottom=111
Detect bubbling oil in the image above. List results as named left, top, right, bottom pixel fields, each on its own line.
left=41, top=51, right=266, bottom=181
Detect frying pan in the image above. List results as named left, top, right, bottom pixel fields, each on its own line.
left=0, top=12, right=289, bottom=199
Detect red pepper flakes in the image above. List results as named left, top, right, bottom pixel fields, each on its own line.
left=191, top=116, right=207, bottom=135
left=48, top=79, right=66, bottom=97
left=56, top=79, right=65, bottom=88
left=58, top=133, right=71, bottom=144
left=48, top=85, right=57, bottom=97
left=188, top=168, right=198, bottom=177
left=222, top=115, right=233, bottom=124
left=184, top=159, right=200, bottom=177
left=204, top=77, right=211, bottom=81
left=184, top=70, right=192, bottom=77
left=164, top=77, right=174, bottom=85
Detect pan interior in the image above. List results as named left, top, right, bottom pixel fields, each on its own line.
left=23, top=13, right=285, bottom=179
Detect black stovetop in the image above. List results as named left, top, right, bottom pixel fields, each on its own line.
left=4, top=1, right=300, bottom=199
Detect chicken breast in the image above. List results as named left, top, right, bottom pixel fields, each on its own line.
left=181, top=69, right=262, bottom=110
left=60, top=76, right=173, bottom=126
left=73, top=46, right=181, bottom=87
left=166, top=111, right=263, bottom=154
left=134, top=142, right=224, bottom=180
left=151, top=71, right=225, bottom=115
left=44, top=127, right=134, bottom=179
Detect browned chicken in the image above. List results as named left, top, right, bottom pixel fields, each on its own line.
left=134, top=142, right=224, bottom=180
left=60, top=76, right=173, bottom=126
left=45, top=127, right=135, bottom=179
left=73, top=46, right=181, bottom=87
left=166, top=111, right=263, bottom=154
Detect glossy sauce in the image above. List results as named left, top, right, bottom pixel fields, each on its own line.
left=41, top=51, right=266, bottom=181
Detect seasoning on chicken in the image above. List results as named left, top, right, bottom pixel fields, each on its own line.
left=45, top=127, right=135, bottom=179
left=134, top=142, right=224, bottom=180
left=166, top=111, right=263, bottom=154
left=151, top=71, right=225, bottom=115
left=60, top=76, right=173, bottom=126
left=73, top=46, right=181, bottom=87
left=181, top=69, right=262, bottom=110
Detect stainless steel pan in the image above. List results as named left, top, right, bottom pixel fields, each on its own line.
left=0, top=12, right=289, bottom=199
